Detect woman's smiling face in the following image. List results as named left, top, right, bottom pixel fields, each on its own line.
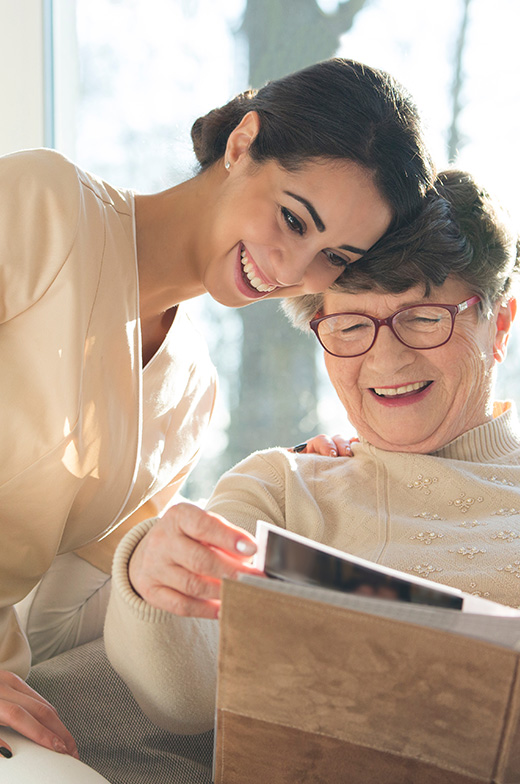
left=321, top=278, right=514, bottom=453
left=200, top=151, right=393, bottom=308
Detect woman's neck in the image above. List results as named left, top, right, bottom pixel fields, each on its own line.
left=134, top=182, right=199, bottom=321
left=134, top=167, right=221, bottom=323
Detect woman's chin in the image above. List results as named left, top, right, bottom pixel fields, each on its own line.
left=361, top=424, right=445, bottom=454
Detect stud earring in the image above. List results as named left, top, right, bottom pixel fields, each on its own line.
left=225, top=160, right=231, bottom=170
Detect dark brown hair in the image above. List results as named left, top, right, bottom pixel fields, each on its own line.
left=191, top=58, right=434, bottom=226
left=284, top=170, right=520, bottom=328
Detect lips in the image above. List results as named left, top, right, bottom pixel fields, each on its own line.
left=239, top=244, right=277, bottom=295
left=369, top=380, right=434, bottom=406
left=372, top=381, right=432, bottom=398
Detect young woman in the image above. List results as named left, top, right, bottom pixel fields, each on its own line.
left=0, top=57, right=433, bottom=758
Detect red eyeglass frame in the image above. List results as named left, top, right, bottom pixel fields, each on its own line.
left=309, top=295, right=482, bottom=357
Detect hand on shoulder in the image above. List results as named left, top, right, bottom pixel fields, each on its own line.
left=289, top=434, right=359, bottom=457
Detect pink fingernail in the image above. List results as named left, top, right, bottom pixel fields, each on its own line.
left=53, top=738, right=67, bottom=754
left=236, top=539, right=255, bottom=556
left=330, top=449, right=337, bottom=456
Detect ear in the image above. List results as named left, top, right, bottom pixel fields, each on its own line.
left=493, top=297, right=517, bottom=363
left=224, top=111, right=261, bottom=167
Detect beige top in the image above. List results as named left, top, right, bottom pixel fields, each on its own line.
left=0, top=149, right=217, bottom=675
left=105, top=405, right=520, bottom=734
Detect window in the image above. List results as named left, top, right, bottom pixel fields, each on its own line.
left=46, top=0, right=520, bottom=497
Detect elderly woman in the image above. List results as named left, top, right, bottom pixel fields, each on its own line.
left=103, top=169, right=520, bottom=740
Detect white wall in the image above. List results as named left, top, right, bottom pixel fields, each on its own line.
left=0, top=0, right=46, bottom=155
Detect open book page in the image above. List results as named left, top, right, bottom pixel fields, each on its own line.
left=253, top=520, right=520, bottom=618
left=239, top=573, right=520, bottom=651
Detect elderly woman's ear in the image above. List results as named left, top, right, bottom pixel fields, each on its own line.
left=493, top=298, right=517, bottom=363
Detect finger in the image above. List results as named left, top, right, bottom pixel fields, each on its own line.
left=139, top=561, right=223, bottom=606
left=136, top=556, right=262, bottom=616
left=172, top=503, right=257, bottom=558
left=0, top=672, right=78, bottom=757
left=145, top=536, right=263, bottom=596
left=143, top=581, right=222, bottom=618
left=175, top=534, right=263, bottom=582
left=300, top=435, right=338, bottom=456
left=330, top=434, right=355, bottom=457
left=0, top=697, right=78, bottom=758
left=145, top=563, right=267, bottom=618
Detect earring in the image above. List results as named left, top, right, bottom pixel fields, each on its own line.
left=225, top=160, right=231, bottom=170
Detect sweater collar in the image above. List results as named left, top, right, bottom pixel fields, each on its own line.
left=433, top=402, right=520, bottom=462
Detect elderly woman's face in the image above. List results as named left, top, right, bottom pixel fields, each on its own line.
left=322, top=278, right=510, bottom=453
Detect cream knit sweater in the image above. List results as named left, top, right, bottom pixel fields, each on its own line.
left=105, top=405, right=520, bottom=734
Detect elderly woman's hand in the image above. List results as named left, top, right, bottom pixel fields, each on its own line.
left=290, top=434, right=359, bottom=457
left=128, top=502, right=262, bottom=620
left=0, top=670, right=79, bottom=759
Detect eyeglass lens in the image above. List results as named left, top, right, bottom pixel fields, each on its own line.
left=317, top=305, right=454, bottom=356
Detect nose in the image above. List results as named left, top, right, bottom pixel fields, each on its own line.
left=270, top=248, right=310, bottom=287
left=366, top=323, right=416, bottom=369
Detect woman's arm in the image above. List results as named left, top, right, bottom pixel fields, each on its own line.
left=105, top=512, right=258, bottom=734
left=104, top=451, right=293, bottom=732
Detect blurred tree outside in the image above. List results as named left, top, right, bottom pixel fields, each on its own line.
left=447, top=0, right=472, bottom=163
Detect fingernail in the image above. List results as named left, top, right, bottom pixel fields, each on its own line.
left=291, top=442, right=308, bottom=453
left=329, top=449, right=337, bottom=456
left=0, top=747, right=12, bottom=758
left=53, top=737, right=68, bottom=754
left=236, top=539, right=256, bottom=556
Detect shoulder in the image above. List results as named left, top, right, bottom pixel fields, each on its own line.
left=0, top=149, right=83, bottom=323
left=227, top=446, right=336, bottom=477
left=225, top=446, right=296, bottom=476
left=209, top=447, right=317, bottom=499
left=0, top=147, right=81, bottom=209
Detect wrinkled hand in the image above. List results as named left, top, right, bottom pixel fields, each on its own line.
left=128, top=502, right=262, bottom=620
left=290, top=434, right=359, bottom=457
left=0, top=670, right=78, bottom=759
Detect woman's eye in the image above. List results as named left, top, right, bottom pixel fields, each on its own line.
left=281, top=207, right=304, bottom=235
left=323, top=249, right=349, bottom=267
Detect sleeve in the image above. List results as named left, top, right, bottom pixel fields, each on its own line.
left=104, top=451, right=290, bottom=732
left=0, top=610, right=31, bottom=678
left=0, top=149, right=81, bottom=675
left=0, top=148, right=80, bottom=323
left=104, top=520, right=219, bottom=735
left=76, top=406, right=217, bottom=574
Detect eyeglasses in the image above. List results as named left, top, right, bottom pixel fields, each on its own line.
left=310, top=295, right=481, bottom=358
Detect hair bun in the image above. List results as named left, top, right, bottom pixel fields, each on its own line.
left=191, top=90, right=256, bottom=168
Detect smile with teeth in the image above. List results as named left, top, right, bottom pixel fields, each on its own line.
left=240, top=246, right=276, bottom=293
left=372, top=381, right=432, bottom=397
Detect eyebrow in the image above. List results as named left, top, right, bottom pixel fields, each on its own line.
left=284, top=190, right=367, bottom=256
left=284, top=191, right=325, bottom=232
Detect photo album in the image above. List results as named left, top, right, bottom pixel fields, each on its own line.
left=214, top=521, right=520, bottom=783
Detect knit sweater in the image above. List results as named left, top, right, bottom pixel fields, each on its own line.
left=105, top=405, right=520, bottom=734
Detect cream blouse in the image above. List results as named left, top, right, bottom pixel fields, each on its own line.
left=0, top=148, right=217, bottom=675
